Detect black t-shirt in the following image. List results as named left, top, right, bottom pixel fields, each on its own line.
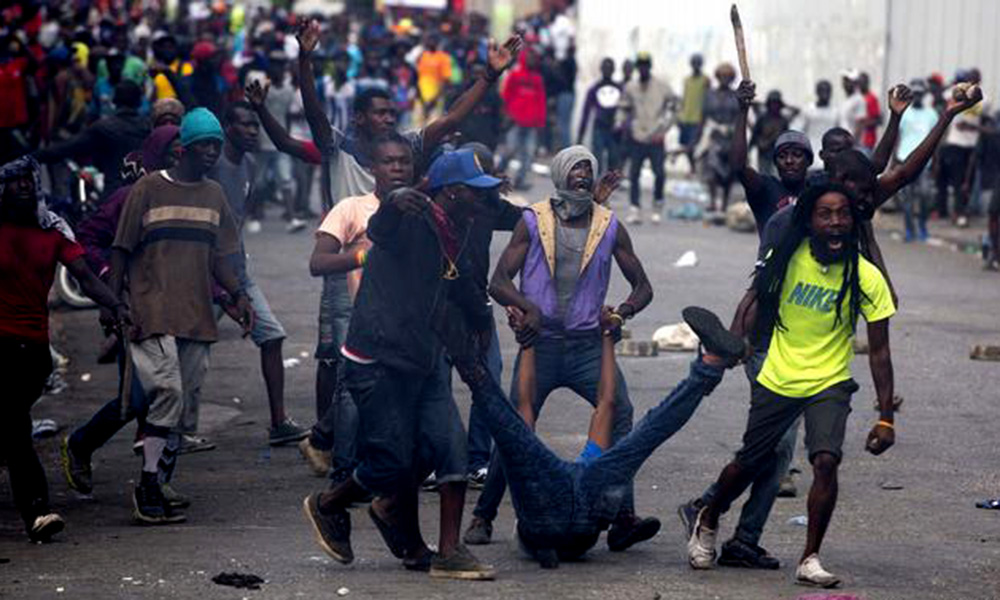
left=467, top=194, right=523, bottom=293
left=746, top=175, right=800, bottom=236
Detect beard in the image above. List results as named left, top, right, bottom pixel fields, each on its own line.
left=809, top=232, right=851, bottom=265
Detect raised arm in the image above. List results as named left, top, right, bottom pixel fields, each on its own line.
left=246, top=79, right=320, bottom=163
left=732, top=80, right=764, bottom=194
left=875, top=86, right=983, bottom=206
left=864, top=318, right=895, bottom=455
left=871, top=84, right=913, bottom=175
left=296, top=20, right=335, bottom=153
left=423, top=35, right=522, bottom=150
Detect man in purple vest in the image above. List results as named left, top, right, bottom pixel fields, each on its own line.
left=464, top=145, right=659, bottom=552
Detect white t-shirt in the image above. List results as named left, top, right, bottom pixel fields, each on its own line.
left=838, top=93, right=867, bottom=139
left=795, top=103, right=839, bottom=158
left=944, top=88, right=982, bottom=148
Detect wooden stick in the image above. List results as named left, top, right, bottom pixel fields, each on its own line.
left=731, top=4, right=751, bottom=81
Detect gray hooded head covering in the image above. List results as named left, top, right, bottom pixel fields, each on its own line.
left=549, top=145, right=598, bottom=220
left=0, top=155, right=76, bottom=241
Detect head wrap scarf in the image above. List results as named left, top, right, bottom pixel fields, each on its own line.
left=549, top=145, right=598, bottom=221
left=0, top=156, right=76, bottom=241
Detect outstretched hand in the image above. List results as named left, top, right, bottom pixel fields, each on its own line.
left=487, top=35, right=524, bottom=74
left=244, top=78, right=269, bottom=107
left=297, top=19, right=321, bottom=54
left=887, top=84, right=914, bottom=116
left=946, top=83, right=984, bottom=117
left=386, top=179, right=430, bottom=215
left=594, top=170, right=623, bottom=205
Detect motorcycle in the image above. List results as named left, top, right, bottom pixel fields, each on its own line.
left=51, top=160, right=103, bottom=309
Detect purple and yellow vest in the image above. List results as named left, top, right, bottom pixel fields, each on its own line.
left=521, top=200, right=618, bottom=335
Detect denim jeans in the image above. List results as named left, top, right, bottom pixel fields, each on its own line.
left=592, top=126, right=620, bottom=173
left=555, top=91, right=575, bottom=152
left=697, top=349, right=797, bottom=547
left=901, top=168, right=932, bottom=240
left=68, top=349, right=147, bottom=458
left=465, top=321, right=502, bottom=472
left=473, top=333, right=636, bottom=523
left=349, top=356, right=468, bottom=495
left=465, top=357, right=724, bottom=557
left=628, top=140, right=666, bottom=208
left=312, top=273, right=357, bottom=471
left=502, top=126, right=539, bottom=188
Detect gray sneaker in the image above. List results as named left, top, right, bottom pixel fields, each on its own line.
left=463, top=517, right=493, bottom=545
left=179, top=435, right=216, bottom=455
left=269, top=418, right=309, bottom=446
left=161, top=483, right=191, bottom=509
left=429, top=544, right=496, bottom=580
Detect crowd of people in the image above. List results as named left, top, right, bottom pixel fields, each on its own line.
left=0, top=0, right=993, bottom=590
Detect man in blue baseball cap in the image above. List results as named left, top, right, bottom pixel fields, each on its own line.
left=304, top=148, right=502, bottom=580
left=109, top=106, right=251, bottom=525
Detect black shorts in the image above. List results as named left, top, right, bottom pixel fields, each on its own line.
left=735, top=379, right=859, bottom=471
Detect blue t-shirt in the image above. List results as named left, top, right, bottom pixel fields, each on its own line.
left=896, top=106, right=939, bottom=162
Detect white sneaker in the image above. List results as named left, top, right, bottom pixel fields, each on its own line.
left=245, top=219, right=262, bottom=234
left=686, top=507, right=717, bottom=569
left=29, top=513, right=65, bottom=542
left=287, top=218, right=308, bottom=233
left=626, top=206, right=643, bottom=225
left=956, top=215, right=969, bottom=228
left=651, top=211, right=662, bottom=224
left=796, top=553, right=840, bottom=588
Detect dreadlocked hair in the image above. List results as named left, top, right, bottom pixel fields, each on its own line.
left=752, top=181, right=868, bottom=342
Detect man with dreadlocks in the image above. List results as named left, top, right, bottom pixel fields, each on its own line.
left=686, top=181, right=897, bottom=588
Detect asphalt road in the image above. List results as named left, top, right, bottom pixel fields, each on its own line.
left=2, top=188, right=1000, bottom=600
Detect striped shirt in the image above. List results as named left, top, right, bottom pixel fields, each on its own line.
left=113, top=170, right=240, bottom=342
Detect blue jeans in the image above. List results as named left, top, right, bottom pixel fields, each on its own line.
left=901, top=168, right=932, bottom=240
left=697, top=350, right=797, bottom=546
left=349, top=356, right=468, bottom=495
left=555, top=92, right=575, bottom=152
left=465, top=321, right=502, bottom=472
left=502, top=126, right=539, bottom=188
left=473, top=333, right=636, bottom=523
left=592, top=126, right=620, bottom=173
left=311, top=273, right=357, bottom=471
left=465, top=357, right=724, bottom=557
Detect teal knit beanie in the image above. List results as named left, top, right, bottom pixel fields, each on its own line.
left=180, top=108, right=224, bottom=147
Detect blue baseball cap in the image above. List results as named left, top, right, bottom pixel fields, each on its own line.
left=426, top=149, right=502, bottom=190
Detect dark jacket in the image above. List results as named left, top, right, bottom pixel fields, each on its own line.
left=345, top=199, right=492, bottom=374
left=467, top=193, right=523, bottom=293
left=36, top=109, right=151, bottom=197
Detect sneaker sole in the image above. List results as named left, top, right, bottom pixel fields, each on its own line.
left=60, top=437, right=92, bottom=495
left=796, top=576, right=841, bottom=589
left=270, top=431, right=310, bottom=446
left=682, top=306, right=746, bottom=360
left=302, top=496, right=352, bottom=564
left=429, top=567, right=496, bottom=581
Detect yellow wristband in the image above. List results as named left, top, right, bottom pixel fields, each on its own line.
left=876, top=420, right=895, bottom=430
left=356, top=249, right=367, bottom=267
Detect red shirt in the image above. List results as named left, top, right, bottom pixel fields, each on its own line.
left=0, top=57, right=29, bottom=129
left=0, top=223, right=85, bottom=343
left=502, top=66, right=547, bottom=128
left=862, top=92, right=880, bottom=149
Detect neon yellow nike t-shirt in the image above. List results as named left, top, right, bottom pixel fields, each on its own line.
left=757, top=240, right=896, bottom=398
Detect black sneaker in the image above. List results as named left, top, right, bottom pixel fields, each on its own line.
left=718, top=538, right=781, bottom=570
left=133, top=475, right=186, bottom=525
left=467, top=468, right=488, bottom=490
left=402, top=546, right=436, bottom=572
left=61, top=436, right=93, bottom=495
left=302, top=493, right=353, bottom=564
left=677, top=497, right=705, bottom=540
left=607, top=514, right=661, bottom=552
left=682, top=306, right=746, bottom=363
left=29, top=513, right=65, bottom=543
